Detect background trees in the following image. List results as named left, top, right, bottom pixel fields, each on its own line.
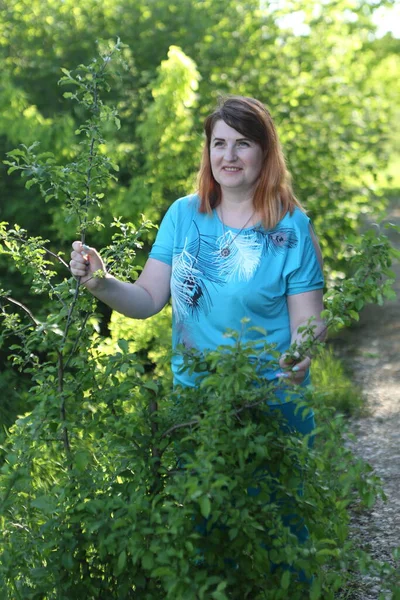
left=1, top=0, right=397, bottom=243
left=0, top=2, right=399, bottom=597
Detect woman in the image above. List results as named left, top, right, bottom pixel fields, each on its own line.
left=70, top=96, right=325, bottom=405
left=70, top=96, right=325, bottom=578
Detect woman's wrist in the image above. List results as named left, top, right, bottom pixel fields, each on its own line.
left=83, top=270, right=110, bottom=292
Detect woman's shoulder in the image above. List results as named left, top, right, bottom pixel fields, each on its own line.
left=280, top=206, right=311, bottom=231
left=169, top=193, right=201, bottom=214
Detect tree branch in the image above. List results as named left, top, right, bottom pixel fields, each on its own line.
left=161, top=419, right=200, bottom=439
left=3, top=296, right=40, bottom=326
left=57, top=349, right=72, bottom=467
left=41, top=246, right=70, bottom=269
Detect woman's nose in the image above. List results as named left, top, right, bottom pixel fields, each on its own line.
left=224, top=144, right=237, bottom=161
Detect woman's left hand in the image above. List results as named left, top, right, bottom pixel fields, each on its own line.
left=277, top=352, right=311, bottom=384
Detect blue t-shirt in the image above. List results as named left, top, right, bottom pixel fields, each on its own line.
left=149, top=194, right=324, bottom=403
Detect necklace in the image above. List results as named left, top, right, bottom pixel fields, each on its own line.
left=219, top=206, right=255, bottom=257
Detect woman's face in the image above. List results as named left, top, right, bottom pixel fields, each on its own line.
left=210, top=120, right=263, bottom=197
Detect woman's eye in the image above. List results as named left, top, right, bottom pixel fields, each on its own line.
left=238, top=141, right=250, bottom=147
left=213, top=141, right=224, bottom=147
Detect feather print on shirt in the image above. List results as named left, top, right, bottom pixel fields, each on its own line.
left=264, top=227, right=299, bottom=255
left=171, top=221, right=299, bottom=322
left=171, top=223, right=224, bottom=322
left=185, top=222, right=224, bottom=286
left=214, top=229, right=262, bottom=282
left=171, top=243, right=211, bottom=322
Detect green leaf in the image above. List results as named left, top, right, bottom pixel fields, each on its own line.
left=142, top=552, right=154, bottom=570
left=116, top=550, right=126, bottom=574
left=25, top=179, right=38, bottom=190
left=31, top=495, right=57, bottom=514
left=316, top=548, right=340, bottom=559
left=117, top=339, right=129, bottom=353
left=228, top=528, right=238, bottom=540
left=74, top=450, right=90, bottom=472
left=211, top=592, right=229, bottom=600
left=348, top=310, right=359, bottom=321
left=200, top=496, right=211, bottom=519
left=280, top=570, right=290, bottom=590
left=144, top=381, right=158, bottom=393
left=310, top=577, right=322, bottom=600
left=61, top=553, right=74, bottom=570
left=6, top=166, right=20, bottom=175
left=151, top=566, right=175, bottom=577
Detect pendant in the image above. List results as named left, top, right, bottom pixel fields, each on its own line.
left=220, top=247, right=230, bottom=257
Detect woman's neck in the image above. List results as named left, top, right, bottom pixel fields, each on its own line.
left=220, top=187, right=254, bottom=208
left=218, top=194, right=258, bottom=228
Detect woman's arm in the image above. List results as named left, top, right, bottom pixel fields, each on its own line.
left=288, top=288, right=326, bottom=347
left=278, top=289, right=325, bottom=383
left=278, top=224, right=325, bottom=382
left=70, top=242, right=171, bottom=319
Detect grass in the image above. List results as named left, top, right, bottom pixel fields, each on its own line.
left=310, top=345, right=364, bottom=416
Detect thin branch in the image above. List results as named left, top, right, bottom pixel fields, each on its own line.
left=57, top=57, right=111, bottom=466
left=149, top=395, right=162, bottom=494
left=80, top=59, right=108, bottom=241
left=63, top=311, right=90, bottom=371
left=63, top=61, right=106, bottom=340
left=8, top=231, right=70, bottom=270
left=41, top=246, right=70, bottom=269
left=81, top=135, right=97, bottom=238
left=150, top=397, right=160, bottom=456
left=131, top=439, right=142, bottom=451
left=161, top=419, right=200, bottom=439
left=61, top=283, right=81, bottom=347
left=2, top=323, right=35, bottom=337
left=46, top=280, right=67, bottom=309
left=235, top=397, right=272, bottom=415
left=57, top=349, right=72, bottom=466
left=4, top=296, right=40, bottom=326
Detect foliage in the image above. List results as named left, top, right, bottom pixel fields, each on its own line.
left=132, top=45, right=201, bottom=219
left=0, top=48, right=399, bottom=599
left=309, top=346, right=363, bottom=416
left=0, top=334, right=396, bottom=599
left=100, top=306, right=173, bottom=384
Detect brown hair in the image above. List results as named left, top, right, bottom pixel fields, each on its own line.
left=197, top=96, right=303, bottom=229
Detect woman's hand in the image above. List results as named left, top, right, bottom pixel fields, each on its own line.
left=277, top=352, right=311, bottom=385
left=69, top=241, right=106, bottom=290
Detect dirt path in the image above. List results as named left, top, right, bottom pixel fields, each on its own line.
left=332, top=199, right=400, bottom=599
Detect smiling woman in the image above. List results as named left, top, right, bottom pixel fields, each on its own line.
left=197, top=96, right=301, bottom=231
left=69, top=95, right=325, bottom=582
left=209, top=120, right=264, bottom=202
left=70, top=93, right=325, bottom=424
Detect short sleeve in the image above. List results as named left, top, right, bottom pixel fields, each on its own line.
left=148, top=204, right=176, bottom=266
left=286, top=220, right=324, bottom=296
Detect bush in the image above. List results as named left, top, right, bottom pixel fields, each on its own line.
left=0, top=335, right=392, bottom=599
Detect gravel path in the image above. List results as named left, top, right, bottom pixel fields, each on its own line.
left=332, top=199, right=400, bottom=599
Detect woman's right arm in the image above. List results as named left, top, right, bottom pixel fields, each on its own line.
left=70, top=241, right=171, bottom=319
